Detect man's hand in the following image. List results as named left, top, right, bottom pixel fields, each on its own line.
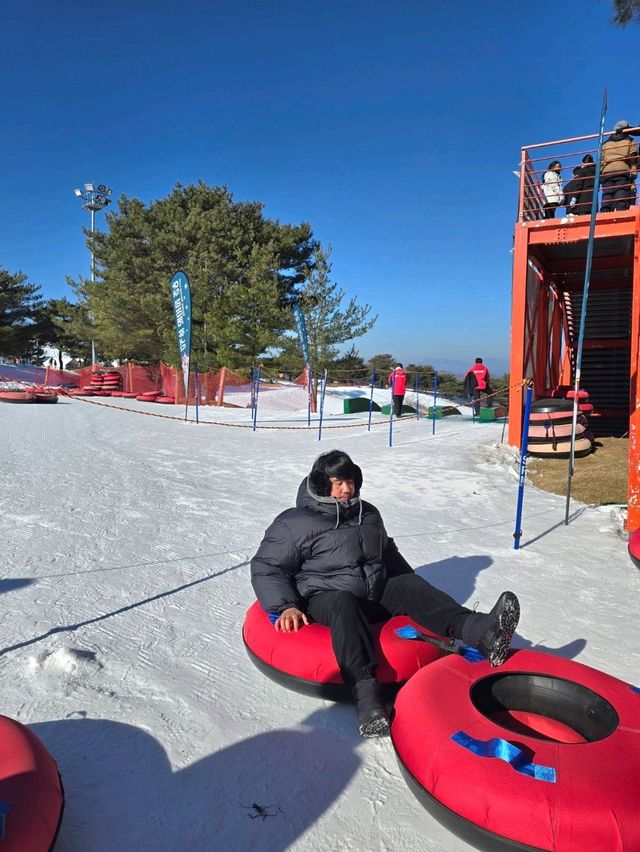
left=275, top=607, right=309, bottom=632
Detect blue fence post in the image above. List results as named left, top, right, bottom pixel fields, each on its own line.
left=432, top=371, right=439, bottom=435
left=318, top=369, right=328, bottom=441
left=252, top=366, right=261, bottom=432
left=194, top=363, right=200, bottom=424
left=307, top=367, right=313, bottom=427
left=389, top=372, right=395, bottom=447
left=368, top=370, right=375, bottom=431
left=513, top=385, right=533, bottom=550
left=250, top=367, right=256, bottom=420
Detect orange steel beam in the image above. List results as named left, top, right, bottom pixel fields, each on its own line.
left=527, top=215, right=637, bottom=241
left=508, top=225, right=530, bottom=445
left=627, top=210, right=640, bottom=531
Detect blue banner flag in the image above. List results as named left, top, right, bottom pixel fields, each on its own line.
left=169, top=271, right=192, bottom=397
left=292, top=303, right=310, bottom=366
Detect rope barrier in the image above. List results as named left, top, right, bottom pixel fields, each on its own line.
left=65, top=394, right=395, bottom=430
left=61, top=379, right=528, bottom=432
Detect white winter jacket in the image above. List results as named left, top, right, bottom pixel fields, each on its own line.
left=542, top=170, right=564, bottom=205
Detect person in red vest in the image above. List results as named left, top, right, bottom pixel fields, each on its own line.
left=464, top=357, right=491, bottom=416
left=388, top=363, right=407, bottom=418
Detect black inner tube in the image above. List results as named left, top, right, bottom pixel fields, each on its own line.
left=470, top=672, right=619, bottom=742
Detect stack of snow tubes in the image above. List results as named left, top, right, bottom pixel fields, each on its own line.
left=527, top=397, right=594, bottom=458
left=87, top=373, right=111, bottom=397
left=101, top=370, right=123, bottom=396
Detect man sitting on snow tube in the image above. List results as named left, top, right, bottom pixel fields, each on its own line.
left=251, top=450, right=521, bottom=738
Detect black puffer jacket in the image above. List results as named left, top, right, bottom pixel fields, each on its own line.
left=251, top=477, right=413, bottom=614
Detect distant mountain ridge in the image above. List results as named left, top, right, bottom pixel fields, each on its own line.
left=411, top=356, right=510, bottom=378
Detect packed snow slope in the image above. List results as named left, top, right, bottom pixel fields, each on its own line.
left=0, top=389, right=635, bottom=851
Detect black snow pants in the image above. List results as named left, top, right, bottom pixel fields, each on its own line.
left=305, top=573, right=473, bottom=685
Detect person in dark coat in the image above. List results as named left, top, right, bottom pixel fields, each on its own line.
left=251, top=450, right=520, bottom=737
left=563, top=167, right=584, bottom=215
left=573, top=154, right=596, bottom=216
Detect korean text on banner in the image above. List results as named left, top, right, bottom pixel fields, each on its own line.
left=169, top=271, right=192, bottom=396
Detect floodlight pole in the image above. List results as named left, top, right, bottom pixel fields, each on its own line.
left=73, top=183, right=113, bottom=368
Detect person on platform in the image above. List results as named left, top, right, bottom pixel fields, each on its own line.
left=573, top=154, right=596, bottom=216
left=387, top=363, right=407, bottom=419
left=251, top=450, right=521, bottom=737
left=563, top=167, right=584, bottom=216
left=600, top=120, right=638, bottom=212
left=542, top=160, right=564, bottom=218
left=464, top=357, right=491, bottom=416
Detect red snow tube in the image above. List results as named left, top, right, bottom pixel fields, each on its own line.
left=392, top=649, right=640, bottom=851
left=0, top=391, right=36, bottom=403
left=155, top=396, right=175, bottom=404
left=0, top=714, right=64, bottom=850
left=527, top=435, right=593, bottom=458
left=242, top=601, right=447, bottom=701
left=121, top=392, right=138, bottom=399
left=566, top=389, right=589, bottom=400
left=34, top=393, right=58, bottom=404
left=628, top=528, right=640, bottom=569
left=527, top=420, right=587, bottom=440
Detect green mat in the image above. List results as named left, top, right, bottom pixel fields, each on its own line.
left=477, top=405, right=507, bottom=422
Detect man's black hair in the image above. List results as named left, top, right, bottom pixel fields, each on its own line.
left=549, top=160, right=561, bottom=170
left=395, top=363, right=403, bottom=369
left=475, top=357, right=483, bottom=363
left=309, top=450, right=363, bottom=496
left=573, top=167, right=582, bottom=177
left=582, top=154, right=594, bottom=164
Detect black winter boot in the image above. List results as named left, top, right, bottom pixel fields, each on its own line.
left=353, top=677, right=390, bottom=737
left=461, top=591, right=520, bottom=666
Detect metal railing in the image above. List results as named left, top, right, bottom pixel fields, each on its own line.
left=518, top=127, right=639, bottom=222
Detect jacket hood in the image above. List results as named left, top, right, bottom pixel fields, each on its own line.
left=296, top=477, right=363, bottom=528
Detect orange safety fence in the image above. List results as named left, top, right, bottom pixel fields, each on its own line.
left=40, top=362, right=312, bottom=409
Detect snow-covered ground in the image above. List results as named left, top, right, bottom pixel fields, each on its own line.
left=0, top=387, right=635, bottom=851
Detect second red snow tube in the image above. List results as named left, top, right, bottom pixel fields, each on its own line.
left=628, top=528, right=640, bottom=569
left=0, top=714, right=64, bottom=850
left=0, top=391, right=36, bottom=403
left=391, top=648, right=640, bottom=851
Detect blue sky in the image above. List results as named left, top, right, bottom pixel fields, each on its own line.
left=1, top=0, right=638, bottom=374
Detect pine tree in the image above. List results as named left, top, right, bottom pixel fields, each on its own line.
left=290, top=245, right=376, bottom=383
left=37, top=298, right=91, bottom=366
left=612, top=0, right=640, bottom=25
left=71, top=183, right=316, bottom=368
left=0, top=268, right=42, bottom=358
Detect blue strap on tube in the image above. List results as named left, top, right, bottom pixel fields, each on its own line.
left=451, top=730, right=556, bottom=782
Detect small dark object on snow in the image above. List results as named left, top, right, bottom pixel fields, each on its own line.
left=244, top=802, right=282, bottom=821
